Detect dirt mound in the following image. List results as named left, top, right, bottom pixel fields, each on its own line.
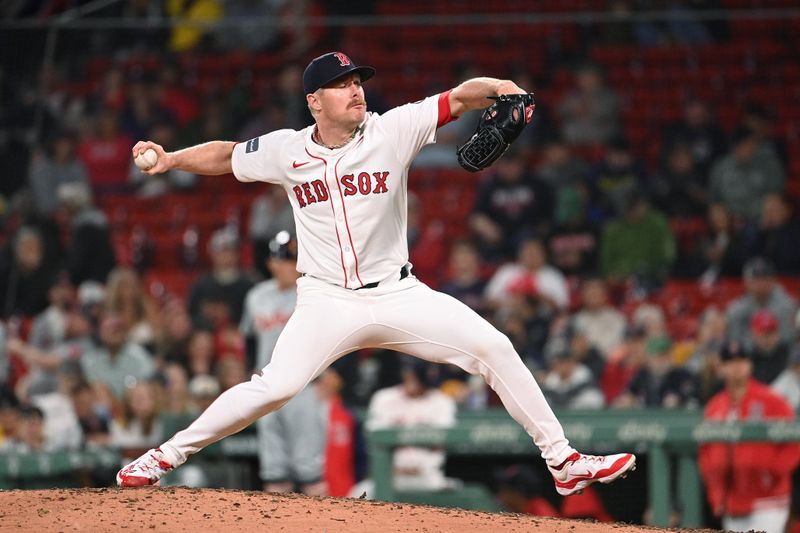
left=0, top=487, right=719, bottom=532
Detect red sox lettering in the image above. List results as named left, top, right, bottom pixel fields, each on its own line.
left=292, top=171, right=390, bottom=208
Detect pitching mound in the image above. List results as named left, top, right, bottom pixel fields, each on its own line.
left=1, top=487, right=718, bottom=532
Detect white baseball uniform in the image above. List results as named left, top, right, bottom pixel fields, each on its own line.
left=161, top=91, right=576, bottom=469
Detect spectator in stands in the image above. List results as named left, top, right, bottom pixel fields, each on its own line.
left=366, top=359, right=457, bottom=491
left=407, top=192, right=447, bottom=288
left=8, top=301, right=93, bottom=399
left=772, top=346, right=800, bottom=412
left=1, top=405, right=49, bottom=453
left=188, top=227, right=254, bottom=327
left=663, top=98, right=726, bottom=178
left=727, top=257, right=797, bottom=348
left=274, top=64, right=314, bottom=130
left=614, top=337, right=697, bottom=409
left=547, top=189, right=599, bottom=279
left=80, top=312, right=155, bottom=399
left=541, top=338, right=605, bottom=409
left=59, top=182, right=116, bottom=285
left=152, top=62, right=198, bottom=129
left=216, top=356, right=246, bottom=392
left=120, top=73, right=175, bottom=142
left=691, top=202, right=746, bottom=283
left=469, top=148, right=554, bottom=261
left=742, top=103, right=788, bottom=168
left=747, top=194, right=800, bottom=276
left=631, top=303, right=669, bottom=340
left=485, top=237, right=569, bottom=313
left=27, top=272, right=75, bottom=354
left=749, top=310, right=791, bottom=385
left=601, top=324, right=648, bottom=405
left=27, top=130, right=90, bottom=216
left=557, top=62, right=620, bottom=145
left=27, top=366, right=83, bottom=451
left=439, top=239, right=488, bottom=315
left=536, top=138, right=590, bottom=196
left=110, top=381, right=163, bottom=462
left=69, top=381, right=111, bottom=448
left=709, top=126, right=785, bottom=224
left=685, top=308, right=727, bottom=402
left=248, top=187, right=295, bottom=278
left=105, top=267, right=158, bottom=349
left=599, top=191, right=676, bottom=288
left=161, top=363, right=191, bottom=416
left=155, top=297, right=193, bottom=365
left=0, top=226, right=54, bottom=318
left=185, top=329, right=216, bottom=378
left=495, top=279, right=553, bottom=372
left=493, top=464, right=559, bottom=516
left=77, top=109, right=132, bottom=194
left=588, top=137, right=648, bottom=220
left=572, top=277, right=627, bottom=358
left=561, top=322, right=607, bottom=382
left=699, top=340, right=800, bottom=533
left=179, top=98, right=236, bottom=148
left=129, top=120, right=197, bottom=197
left=649, top=142, right=708, bottom=217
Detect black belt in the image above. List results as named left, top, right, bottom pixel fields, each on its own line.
left=356, top=265, right=410, bottom=290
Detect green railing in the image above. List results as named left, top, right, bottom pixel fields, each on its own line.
left=366, top=408, right=800, bottom=528
left=0, top=448, right=121, bottom=488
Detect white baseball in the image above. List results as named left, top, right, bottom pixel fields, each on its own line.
left=134, top=148, right=159, bottom=171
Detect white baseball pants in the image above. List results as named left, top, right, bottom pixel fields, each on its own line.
left=162, top=273, right=575, bottom=467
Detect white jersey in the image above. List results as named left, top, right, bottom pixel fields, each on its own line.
left=240, top=279, right=297, bottom=368
left=232, top=93, right=451, bottom=288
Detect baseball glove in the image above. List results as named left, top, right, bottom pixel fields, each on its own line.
left=456, top=93, right=535, bottom=172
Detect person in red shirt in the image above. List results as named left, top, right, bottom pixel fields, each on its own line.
left=698, top=340, right=800, bottom=533
left=77, top=109, right=132, bottom=194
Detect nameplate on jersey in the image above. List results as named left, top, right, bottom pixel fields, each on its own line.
left=292, top=171, right=389, bottom=208
left=245, top=137, right=260, bottom=153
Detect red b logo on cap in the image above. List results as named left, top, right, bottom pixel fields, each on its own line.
left=333, top=52, right=351, bottom=66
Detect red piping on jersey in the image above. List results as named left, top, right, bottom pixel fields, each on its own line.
left=305, top=148, right=349, bottom=288
left=437, top=90, right=455, bottom=128
left=333, top=137, right=366, bottom=287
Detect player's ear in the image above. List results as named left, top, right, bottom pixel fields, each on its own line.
left=307, top=92, right=322, bottom=114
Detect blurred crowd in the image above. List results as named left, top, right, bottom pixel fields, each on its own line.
left=1, top=0, right=800, bottom=528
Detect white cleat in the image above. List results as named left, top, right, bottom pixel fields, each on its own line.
left=116, top=448, right=175, bottom=487
left=548, top=452, right=637, bottom=496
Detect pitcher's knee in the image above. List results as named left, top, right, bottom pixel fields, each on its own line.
left=253, top=372, right=305, bottom=405
left=477, top=332, right=516, bottom=360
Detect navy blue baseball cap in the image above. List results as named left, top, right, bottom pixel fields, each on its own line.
left=303, top=52, right=375, bottom=95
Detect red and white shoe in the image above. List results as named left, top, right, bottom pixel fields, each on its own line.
left=548, top=452, right=636, bottom=496
left=116, top=448, right=175, bottom=487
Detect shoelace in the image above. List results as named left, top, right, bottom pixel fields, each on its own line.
left=575, top=455, right=605, bottom=464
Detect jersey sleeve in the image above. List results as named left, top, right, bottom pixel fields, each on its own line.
left=231, top=129, right=294, bottom=184
left=375, top=92, right=454, bottom=167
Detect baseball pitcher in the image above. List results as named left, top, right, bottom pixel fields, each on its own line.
left=117, top=52, right=635, bottom=496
